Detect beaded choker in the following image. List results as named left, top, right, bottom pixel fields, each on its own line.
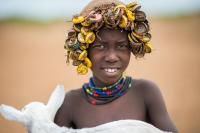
left=82, top=76, right=132, bottom=105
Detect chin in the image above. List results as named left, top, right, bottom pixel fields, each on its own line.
left=101, top=73, right=123, bottom=85
left=92, top=68, right=125, bottom=85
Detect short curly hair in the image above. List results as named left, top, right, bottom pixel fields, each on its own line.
left=64, top=0, right=152, bottom=75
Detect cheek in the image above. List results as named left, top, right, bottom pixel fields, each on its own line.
left=120, top=49, right=131, bottom=58
left=121, top=51, right=131, bottom=66
left=88, top=51, right=102, bottom=70
left=90, top=56, right=102, bottom=70
left=88, top=48, right=103, bottom=62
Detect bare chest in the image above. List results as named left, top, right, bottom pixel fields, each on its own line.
left=72, top=89, right=146, bottom=128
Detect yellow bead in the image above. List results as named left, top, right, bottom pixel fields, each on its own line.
left=73, top=24, right=81, bottom=32
left=78, top=33, right=86, bottom=43
left=126, top=9, right=135, bottom=21
left=72, top=16, right=85, bottom=24
left=77, top=63, right=88, bottom=75
left=131, top=31, right=142, bottom=39
left=81, top=21, right=91, bottom=26
left=114, top=4, right=126, bottom=11
left=86, top=89, right=90, bottom=93
left=132, top=32, right=151, bottom=43
left=80, top=43, right=89, bottom=50
left=141, top=37, right=150, bottom=43
left=84, top=57, right=92, bottom=68
left=80, top=45, right=86, bottom=50
left=128, top=33, right=134, bottom=43
left=81, top=27, right=89, bottom=36
left=78, top=50, right=88, bottom=61
left=126, top=2, right=138, bottom=8
left=145, top=42, right=153, bottom=53
left=102, top=87, right=107, bottom=91
left=119, top=15, right=128, bottom=29
left=85, top=32, right=95, bottom=44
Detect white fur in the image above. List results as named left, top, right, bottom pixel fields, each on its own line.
left=0, top=85, right=172, bottom=133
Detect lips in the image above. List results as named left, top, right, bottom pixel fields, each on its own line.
left=104, top=68, right=118, bottom=73
left=101, top=67, right=121, bottom=77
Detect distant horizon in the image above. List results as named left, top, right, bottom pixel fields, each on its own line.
left=0, top=0, right=199, bottom=22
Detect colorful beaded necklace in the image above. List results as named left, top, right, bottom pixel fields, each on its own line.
left=82, top=76, right=132, bottom=105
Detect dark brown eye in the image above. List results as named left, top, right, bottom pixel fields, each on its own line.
left=92, top=44, right=105, bottom=49
left=117, top=44, right=128, bottom=49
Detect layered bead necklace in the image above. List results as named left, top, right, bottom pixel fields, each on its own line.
left=82, top=76, right=132, bottom=105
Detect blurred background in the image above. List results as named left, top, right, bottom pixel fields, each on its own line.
left=0, top=0, right=200, bottom=132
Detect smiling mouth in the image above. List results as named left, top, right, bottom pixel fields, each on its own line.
left=104, top=68, right=118, bottom=73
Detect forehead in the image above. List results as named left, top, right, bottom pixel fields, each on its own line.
left=97, top=28, right=128, bottom=42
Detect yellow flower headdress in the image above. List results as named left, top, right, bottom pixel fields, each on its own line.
left=64, top=1, right=153, bottom=75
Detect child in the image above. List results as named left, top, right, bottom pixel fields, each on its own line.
left=55, top=0, right=178, bottom=132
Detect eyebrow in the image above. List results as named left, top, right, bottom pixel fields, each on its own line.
left=98, top=39, right=127, bottom=43
left=116, top=39, right=128, bottom=43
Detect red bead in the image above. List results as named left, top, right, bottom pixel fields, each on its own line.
left=106, top=91, right=112, bottom=95
left=93, top=93, right=99, bottom=97
left=118, top=84, right=123, bottom=89
left=92, top=100, right=96, bottom=105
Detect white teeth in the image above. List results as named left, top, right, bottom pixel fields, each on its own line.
left=104, top=68, right=117, bottom=73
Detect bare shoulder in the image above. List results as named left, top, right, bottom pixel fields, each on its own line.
left=133, top=78, right=159, bottom=90
left=54, top=88, right=82, bottom=127
left=66, top=88, right=82, bottom=101
left=133, top=78, right=162, bottom=98
left=133, top=78, right=178, bottom=132
left=133, top=78, right=165, bottom=111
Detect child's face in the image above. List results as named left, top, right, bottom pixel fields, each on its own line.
left=88, top=28, right=131, bottom=86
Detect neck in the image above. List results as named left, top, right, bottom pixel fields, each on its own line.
left=92, top=75, right=123, bottom=88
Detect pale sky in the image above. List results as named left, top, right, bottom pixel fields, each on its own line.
left=0, top=0, right=199, bottom=21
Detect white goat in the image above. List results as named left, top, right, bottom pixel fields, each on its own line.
left=0, top=85, right=171, bottom=133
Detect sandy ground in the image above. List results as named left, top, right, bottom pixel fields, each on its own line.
left=0, top=16, right=200, bottom=133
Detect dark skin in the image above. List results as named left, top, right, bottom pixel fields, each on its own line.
left=55, top=28, right=178, bottom=132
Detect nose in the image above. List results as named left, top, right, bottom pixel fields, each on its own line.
left=104, top=49, right=119, bottom=63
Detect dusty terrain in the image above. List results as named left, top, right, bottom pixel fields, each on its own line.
left=0, top=16, right=200, bottom=133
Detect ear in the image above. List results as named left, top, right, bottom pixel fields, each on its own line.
left=0, top=104, right=27, bottom=124
left=46, top=85, right=65, bottom=120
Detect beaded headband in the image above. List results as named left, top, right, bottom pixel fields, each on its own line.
left=64, top=1, right=153, bottom=75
